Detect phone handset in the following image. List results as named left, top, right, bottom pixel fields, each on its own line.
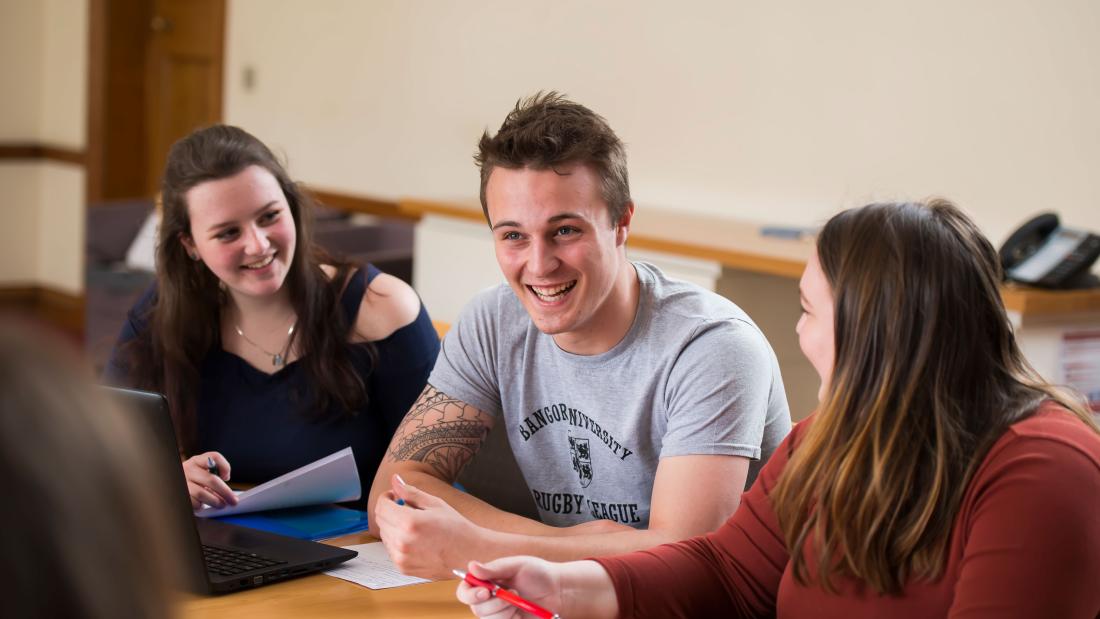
left=1000, top=213, right=1100, bottom=289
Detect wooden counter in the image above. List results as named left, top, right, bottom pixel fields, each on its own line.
left=397, top=197, right=817, bottom=279
left=307, top=186, right=1100, bottom=318
left=1000, top=284, right=1100, bottom=317
left=392, top=196, right=1100, bottom=317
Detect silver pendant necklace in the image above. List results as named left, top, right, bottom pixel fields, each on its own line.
left=234, top=321, right=296, bottom=367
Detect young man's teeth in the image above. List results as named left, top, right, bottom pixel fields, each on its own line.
left=244, top=255, right=274, bottom=269
left=531, top=282, right=575, bottom=300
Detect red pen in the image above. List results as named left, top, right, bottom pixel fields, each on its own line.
left=453, top=569, right=561, bottom=619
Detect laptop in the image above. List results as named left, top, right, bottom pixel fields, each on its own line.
left=104, top=386, right=357, bottom=594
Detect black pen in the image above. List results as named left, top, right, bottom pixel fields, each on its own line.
left=207, top=455, right=219, bottom=477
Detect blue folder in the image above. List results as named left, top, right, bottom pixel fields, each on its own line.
left=216, top=504, right=370, bottom=541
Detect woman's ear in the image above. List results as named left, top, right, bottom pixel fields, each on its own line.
left=179, top=233, right=200, bottom=261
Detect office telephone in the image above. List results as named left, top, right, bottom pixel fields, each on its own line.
left=999, top=213, right=1100, bottom=289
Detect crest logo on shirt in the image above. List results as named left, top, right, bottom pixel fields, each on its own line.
left=569, top=436, right=593, bottom=488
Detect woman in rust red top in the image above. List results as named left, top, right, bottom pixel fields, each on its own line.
left=455, top=199, right=1100, bottom=618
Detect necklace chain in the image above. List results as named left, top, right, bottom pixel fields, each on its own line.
left=234, top=321, right=296, bottom=367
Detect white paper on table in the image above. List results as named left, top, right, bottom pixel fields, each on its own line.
left=323, top=542, right=432, bottom=589
left=196, top=447, right=360, bottom=517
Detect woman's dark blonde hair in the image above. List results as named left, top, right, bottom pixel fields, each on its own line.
left=0, top=321, right=183, bottom=618
left=772, top=199, right=1098, bottom=595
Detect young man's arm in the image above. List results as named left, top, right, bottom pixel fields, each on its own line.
left=499, top=452, right=749, bottom=553
left=367, top=384, right=568, bottom=539
left=375, top=451, right=749, bottom=579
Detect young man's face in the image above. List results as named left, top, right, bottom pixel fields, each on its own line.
left=486, top=164, right=632, bottom=353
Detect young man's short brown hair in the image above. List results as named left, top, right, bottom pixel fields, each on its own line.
left=475, top=92, right=631, bottom=228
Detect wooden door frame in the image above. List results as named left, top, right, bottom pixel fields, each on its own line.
left=86, top=0, right=226, bottom=204
left=86, top=0, right=106, bottom=204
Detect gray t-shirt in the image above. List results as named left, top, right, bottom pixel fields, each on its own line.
left=429, top=262, right=791, bottom=528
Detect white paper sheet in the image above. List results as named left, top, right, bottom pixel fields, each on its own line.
left=196, top=447, right=360, bottom=517
left=323, top=542, right=432, bottom=589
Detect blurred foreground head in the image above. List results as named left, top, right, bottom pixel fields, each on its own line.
left=0, top=322, right=183, bottom=618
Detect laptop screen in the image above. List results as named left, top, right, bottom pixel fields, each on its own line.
left=102, top=387, right=210, bottom=594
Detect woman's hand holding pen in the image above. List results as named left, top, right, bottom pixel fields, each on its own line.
left=181, top=451, right=237, bottom=510
left=456, top=557, right=563, bottom=619
left=455, top=557, right=620, bottom=619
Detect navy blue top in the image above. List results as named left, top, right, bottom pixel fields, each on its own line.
left=105, top=265, right=440, bottom=503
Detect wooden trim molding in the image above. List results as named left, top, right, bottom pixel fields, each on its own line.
left=86, top=0, right=108, bottom=203
left=0, top=286, right=38, bottom=305
left=0, top=143, right=87, bottom=166
left=400, top=197, right=486, bottom=224
left=308, top=187, right=412, bottom=221
left=0, top=285, right=85, bottom=335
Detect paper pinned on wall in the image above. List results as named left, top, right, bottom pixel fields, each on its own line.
left=323, top=542, right=432, bottom=589
left=1062, top=330, right=1100, bottom=415
left=196, top=447, right=361, bottom=518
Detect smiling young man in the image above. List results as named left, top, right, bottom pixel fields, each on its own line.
left=368, top=93, right=791, bottom=579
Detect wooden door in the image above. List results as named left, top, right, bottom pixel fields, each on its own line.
left=145, top=0, right=225, bottom=194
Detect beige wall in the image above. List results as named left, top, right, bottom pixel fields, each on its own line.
left=40, top=0, right=88, bottom=149
left=38, top=164, right=86, bottom=291
left=0, top=0, right=87, bottom=294
left=225, top=0, right=1100, bottom=249
left=0, top=165, right=42, bottom=284
left=0, top=162, right=84, bottom=292
left=4, top=1, right=1098, bottom=295
left=0, top=0, right=43, bottom=141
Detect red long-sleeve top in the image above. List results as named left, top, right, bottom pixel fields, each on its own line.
left=596, top=404, right=1100, bottom=617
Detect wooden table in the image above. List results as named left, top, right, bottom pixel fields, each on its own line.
left=182, top=532, right=468, bottom=619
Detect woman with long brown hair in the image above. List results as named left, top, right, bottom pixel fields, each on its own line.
left=105, top=125, right=439, bottom=509
left=456, top=200, right=1100, bottom=617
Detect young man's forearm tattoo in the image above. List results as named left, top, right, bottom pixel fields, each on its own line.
left=388, top=385, right=491, bottom=481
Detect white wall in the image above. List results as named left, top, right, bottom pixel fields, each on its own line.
left=0, top=0, right=87, bottom=294
left=40, top=0, right=87, bottom=148
left=4, top=1, right=1097, bottom=297
left=225, top=0, right=1100, bottom=248
left=0, top=162, right=82, bottom=293
left=0, top=0, right=44, bottom=141
left=38, top=164, right=86, bottom=291
left=0, top=165, right=42, bottom=283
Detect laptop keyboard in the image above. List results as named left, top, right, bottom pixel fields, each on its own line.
left=202, top=544, right=287, bottom=576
